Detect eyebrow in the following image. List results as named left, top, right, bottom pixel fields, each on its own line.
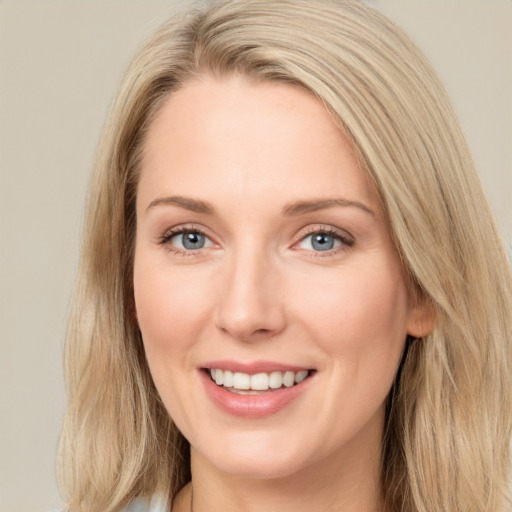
left=146, top=195, right=215, bottom=214
left=146, top=195, right=375, bottom=217
left=282, top=198, right=375, bottom=217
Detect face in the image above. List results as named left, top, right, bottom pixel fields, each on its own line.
left=134, top=76, right=432, bottom=480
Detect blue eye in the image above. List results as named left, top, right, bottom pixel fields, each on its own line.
left=310, top=233, right=337, bottom=251
left=169, top=231, right=210, bottom=250
left=297, top=230, right=350, bottom=252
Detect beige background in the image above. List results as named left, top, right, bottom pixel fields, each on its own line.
left=0, top=1, right=510, bottom=511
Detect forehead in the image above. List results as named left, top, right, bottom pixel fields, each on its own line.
left=138, top=75, right=378, bottom=212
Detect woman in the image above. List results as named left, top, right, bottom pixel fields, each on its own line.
left=57, top=1, right=512, bottom=511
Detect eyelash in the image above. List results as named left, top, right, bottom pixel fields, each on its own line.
left=158, top=224, right=210, bottom=257
left=158, top=225, right=355, bottom=257
left=296, top=227, right=355, bottom=258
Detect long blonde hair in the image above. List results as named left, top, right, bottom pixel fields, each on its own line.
left=58, top=1, right=512, bottom=510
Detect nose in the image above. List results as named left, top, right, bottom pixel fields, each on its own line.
left=214, top=246, right=287, bottom=342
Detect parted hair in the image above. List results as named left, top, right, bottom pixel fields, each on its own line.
left=58, top=1, right=512, bottom=511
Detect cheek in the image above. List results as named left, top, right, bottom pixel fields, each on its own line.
left=133, top=251, right=216, bottom=426
left=133, top=250, right=212, bottom=375
left=292, top=259, right=409, bottom=371
left=288, top=262, right=410, bottom=445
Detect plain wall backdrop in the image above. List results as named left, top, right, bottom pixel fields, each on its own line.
left=0, top=1, right=510, bottom=511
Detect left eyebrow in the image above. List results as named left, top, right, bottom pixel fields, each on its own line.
left=282, top=198, right=375, bottom=217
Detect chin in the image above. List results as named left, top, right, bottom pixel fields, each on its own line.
left=206, top=454, right=307, bottom=481
left=192, top=429, right=311, bottom=480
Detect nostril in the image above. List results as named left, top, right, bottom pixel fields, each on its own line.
left=213, top=273, right=287, bottom=340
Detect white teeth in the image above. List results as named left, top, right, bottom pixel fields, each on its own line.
left=283, top=371, right=295, bottom=388
left=223, top=370, right=234, bottom=388
left=251, top=373, right=269, bottom=391
left=233, top=372, right=251, bottom=390
left=209, top=368, right=310, bottom=391
left=295, top=370, right=308, bottom=384
left=269, top=371, right=283, bottom=389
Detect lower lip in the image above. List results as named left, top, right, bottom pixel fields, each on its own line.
left=199, top=370, right=313, bottom=419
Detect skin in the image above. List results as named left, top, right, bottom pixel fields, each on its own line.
left=134, top=76, right=433, bottom=512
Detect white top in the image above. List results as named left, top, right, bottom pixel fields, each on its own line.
left=122, top=495, right=169, bottom=512
left=49, top=494, right=169, bottom=512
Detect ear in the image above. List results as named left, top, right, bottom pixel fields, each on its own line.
left=406, top=294, right=435, bottom=338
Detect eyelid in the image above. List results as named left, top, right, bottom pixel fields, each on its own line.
left=156, top=223, right=354, bottom=256
left=292, top=225, right=355, bottom=253
left=158, top=223, right=217, bottom=255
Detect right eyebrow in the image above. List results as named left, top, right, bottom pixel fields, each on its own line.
left=146, top=195, right=215, bottom=215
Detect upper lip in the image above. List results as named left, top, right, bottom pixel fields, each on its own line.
left=201, top=360, right=314, bottom=374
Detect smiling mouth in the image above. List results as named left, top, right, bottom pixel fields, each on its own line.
left=205, top=368, right=314, bottom=394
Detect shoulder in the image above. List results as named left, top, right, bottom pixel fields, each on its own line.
left=122, top=495, right=169, bottom=512
left=47, top=495, right=169, bottom=512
